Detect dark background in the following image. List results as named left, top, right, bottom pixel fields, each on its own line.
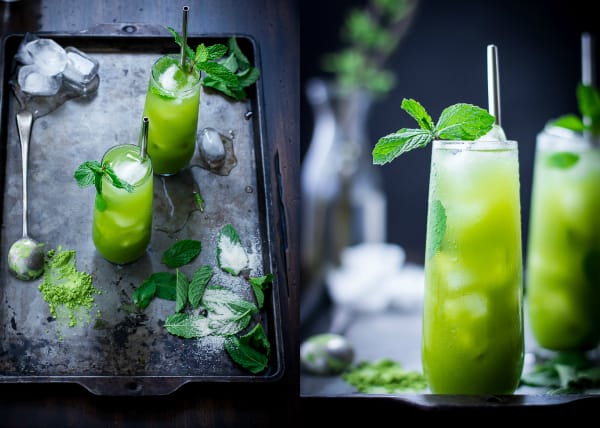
left=300, top=0, right=598, bottom=266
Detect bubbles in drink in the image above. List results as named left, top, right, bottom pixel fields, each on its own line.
left=17, top=65, right=63, bottom=96
left=24, top=38, right=68, bottom=76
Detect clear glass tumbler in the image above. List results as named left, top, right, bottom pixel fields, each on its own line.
left=422, top=139, right=524, bottom=394
left=92, top=144, right=153, bottom=264
left=142, top=54, right=201, bottom=175
left=526, top=125, right=600, bottom=352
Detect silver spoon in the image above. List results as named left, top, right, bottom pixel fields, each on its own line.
left=7, top=110, right=45, bottom=281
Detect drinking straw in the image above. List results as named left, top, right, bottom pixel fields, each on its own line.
left=180, top=6, right=189, bottom=70
left=487, top=44, right=501, bottom=127
left=581, top=32, right=595, bottom=86
left=139, top=116, right=149, bottom=161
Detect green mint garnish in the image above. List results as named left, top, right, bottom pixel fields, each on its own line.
left=426, top=199, right=446, bottom=260
left=224, top=323, right=270, bottom=374
left=249, top=273, right=273, bottom=309
left=162, top=239, right=202, bottom=268
left=549, top=83, right=600, bottom=137
left=167, top=29, right=260, bottom=101
left=217, top=224, right=249, bottom=276
left=193, top=190, right=205, bottom=212
left=175, top=269, right=189, bottom=313
left=188, top=265, right=213, bottom=309
left=372, top=98, right=495, bottom=165
left=132, top=278, right=156, bottom=309
left=74, top=160, right=134, bottom=195
left=151, top=272, right=178, bottom=300
left=545, top=152, right=580, bottom=169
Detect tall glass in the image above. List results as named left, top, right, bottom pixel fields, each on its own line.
left=422, top=139, right=524, bottom=394
left=526, top=125, right=600, bottom=352
left=142, top=54, right=201, bottom=175
left=92, top=144, right=153, bottom=264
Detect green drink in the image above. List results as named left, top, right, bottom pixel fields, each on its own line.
left=92, top=144, right=153, bottom=264
left=143, top=54, right=201, bottom=175
left=422, top=140, right=524, bottom=394
left=526, top=126, right=600, bottom=351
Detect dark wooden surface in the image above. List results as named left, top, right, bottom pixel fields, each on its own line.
left=0, top=0, right=300, bottom=427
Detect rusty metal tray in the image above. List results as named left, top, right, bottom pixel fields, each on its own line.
left=0, top=28, right=284, bottom=396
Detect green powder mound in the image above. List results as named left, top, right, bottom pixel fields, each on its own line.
left=342, top=358, right=427, bottom=394
left=38, top=248, right=101, bottom=328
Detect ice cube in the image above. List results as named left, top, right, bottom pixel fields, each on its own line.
left=111, top=154, right=150, bottom=185
left=17, top=65, right=62, bottom=96
left=62, top=46, right=99, bottom=85
left=477, top=123, right=507, bottom=141
left=25, top=38, right=67, bottom=76
left=199, top=127, right=226, bottom=168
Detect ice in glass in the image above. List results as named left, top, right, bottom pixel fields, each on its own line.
left=422, top=139, right=524, bottom=394
left=92, top=144, right=153, bottom=264
left=526, top=126, right=600, bottom=351
left=142, top=54, right=201, bottom=175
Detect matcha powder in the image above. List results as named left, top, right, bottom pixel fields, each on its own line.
left=38, top=248, right=101, bottom=328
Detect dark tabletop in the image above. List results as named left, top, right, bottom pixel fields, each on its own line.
left=0, top=0, right=300, bottom=427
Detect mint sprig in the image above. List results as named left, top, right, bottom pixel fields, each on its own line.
left=74, top=160, right=134, bottom=195
left=372, top=98, right=495, bottom=165
left=167, top=29, right=260, bottom=101
left=550, top=83, right=600, bottom=137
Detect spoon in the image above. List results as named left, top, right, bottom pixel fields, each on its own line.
left=7, top=109, right=45, bottom=280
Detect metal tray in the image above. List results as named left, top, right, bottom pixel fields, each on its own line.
left=0, top=28, right=284, bottom=396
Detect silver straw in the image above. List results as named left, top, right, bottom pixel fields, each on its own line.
left=139, top=116, right=149, bottom=161
left=180, top=6, right=189, bottom=70
left=581, top=32, right=595, bottom=86
left=487, top=44, right=501, bottom=126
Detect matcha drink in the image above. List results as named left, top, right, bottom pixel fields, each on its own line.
left=422, top=139, right=524, bottom=394
left=91, top=144, right=153, bottom=264
left=143, top=54, right=201, bottom=175
left=526, top=126, right=600, bottom=351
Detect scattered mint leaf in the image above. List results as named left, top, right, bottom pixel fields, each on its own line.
left=193, top=190, right=205, bottom=212
left=162, top=239, right=202, bottom=268
left=74, top=160, right=134, bottom=195
left=164, top=312, right=211, bottom=339
left=545, top=152, right=580, bottom=169
left=151, top=272, right=177, bottom=301
left=189, top=265, right=213, bottom=308
left=175, top=269, right=189, bottom=313
left=217, top=224, right=249, bottom=276
left=132, top=278, right=156, bottom=309
left=372, top=99, right=494, bottom=165
left=202, top=287, right=258, bottom=328
left=249, top=273, right=273, bottom=309
left=549, top=114, right=585, bottom=132
left=224, top=323, right=270, bottom=374
left=426, top=199, right=446, bottom=260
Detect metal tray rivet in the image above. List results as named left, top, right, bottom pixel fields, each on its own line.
left=121, top=25, right=137, bottom=34
left=125, top=381, right=142, bottom=393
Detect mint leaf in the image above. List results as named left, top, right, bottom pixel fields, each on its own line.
left=189, top=265, right=213, bottom=309
left=426, top=199, right=446, bottom=259
left=166, top=26, right=195, bottom=62
left=372, top=99, right=494, bottom=165
left=162, top=239, right=202, bottom=268
left=373, top=128, right=432, bottom=165
left=435, top=103, right=495, bottom=140
left=175, top=269, right=189, bottom=313
left=193, top=190, right=205, bottom=212
left=202, top=287, right=258, bottom=335
left=150, top=272, right=177, bottom=301
left=224, top=323, right=270, bottom=374
left=217, top=224, right=249, bottom=275
left=228, top=37, right=251, bottom=70
left=74, top=160, right=133, bottom=195
left=401, top=98, right=433, bottom=131
left=164, top=312, right=211, bottom=339
left=249, top=273, right=273, bottom=309
left=545, top=152, right=580, bottom=169
left=549, top=114, right=585, bottom=132
left=132, top=278, right=156, bottom=309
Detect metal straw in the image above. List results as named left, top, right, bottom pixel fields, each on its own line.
left=581, top=32, right=595, bottom=86
left=487, top=44, right=501, bottom=126
left=180, top=6, right=189, bottom=70
left=139, top=116, right=149, bottom=161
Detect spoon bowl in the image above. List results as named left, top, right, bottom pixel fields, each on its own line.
left=7, top=109, right=45, bottom=281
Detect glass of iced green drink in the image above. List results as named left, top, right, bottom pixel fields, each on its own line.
left=91, top=143, right=153, bottom=264
left=142, top=53, right=201, bottom=175
left=526, top=125, right=600, bottom=352
left=422, top=139, right=524, bottom=394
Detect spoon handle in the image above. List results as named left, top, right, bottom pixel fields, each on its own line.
left=16, top=110, right=33, bottom=239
